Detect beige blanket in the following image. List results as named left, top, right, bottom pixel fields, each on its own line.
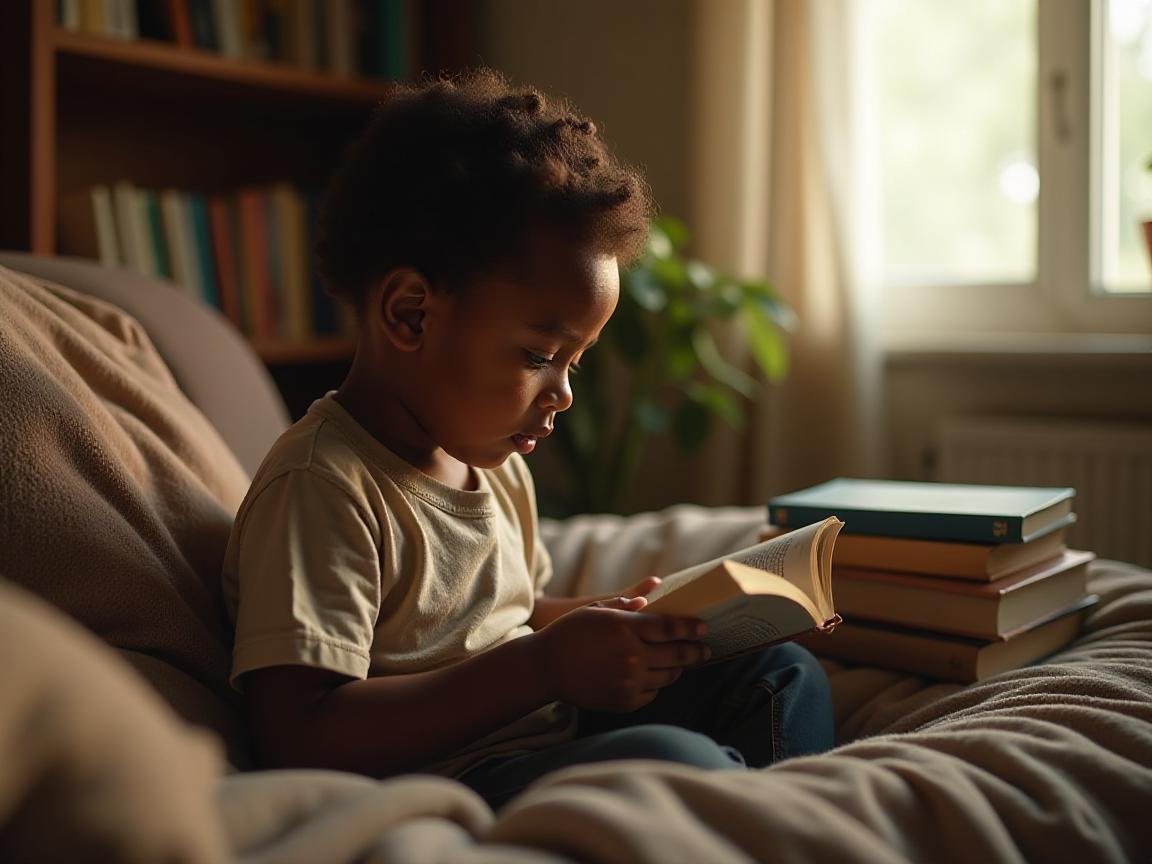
left=212, top=558, right=1152, bottom=864
left=0, top=264, right=253, bottom=767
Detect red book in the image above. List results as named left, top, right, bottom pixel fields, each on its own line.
left=208, top=195, right=242, bottom=328
left=167, top=0, right=193, bottom=47
left=237, top=188, right=273, bottom=340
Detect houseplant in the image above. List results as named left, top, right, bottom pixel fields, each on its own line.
left=1143, top=153, right=1152, bottom=276
left=547, top=215, right=795, bottom=515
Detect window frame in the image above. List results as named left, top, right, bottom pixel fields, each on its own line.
left=882, top=0, right=1152, bottom=346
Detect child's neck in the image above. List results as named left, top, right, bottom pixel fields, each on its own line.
left=334, top=376, right=477, bottom=492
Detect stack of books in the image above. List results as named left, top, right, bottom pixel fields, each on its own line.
left=57, top=0, right=413, bottom=80
left=769, top=478, right=1096, bottom=683
left=61, top=181, right=350, bottom=342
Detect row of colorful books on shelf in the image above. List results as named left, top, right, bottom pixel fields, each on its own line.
left=57, top=0, right=411, bottom=80
left=76, top=181, right=349, bottom=342
left=769, top=478, right=1094, bottom=683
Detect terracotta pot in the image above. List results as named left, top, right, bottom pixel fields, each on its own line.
left=1144, top=221, right=1152, bottom=274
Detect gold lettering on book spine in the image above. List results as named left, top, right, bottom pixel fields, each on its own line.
left=993, top=520, right=1008, bottom=538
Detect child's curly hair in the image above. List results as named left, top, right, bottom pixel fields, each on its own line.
left=316, top=68, right=653, bottom=307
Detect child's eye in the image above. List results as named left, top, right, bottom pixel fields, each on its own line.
left=524, top=350, right=551, bottom=368
left=568, top=361, right=582, bottom=376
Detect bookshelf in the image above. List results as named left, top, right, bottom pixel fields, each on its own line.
left=1, top=0, right=472, bottom=405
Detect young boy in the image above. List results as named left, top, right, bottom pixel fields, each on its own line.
left=222, top=70, right=833, bottom=809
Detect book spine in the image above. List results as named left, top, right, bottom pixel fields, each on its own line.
left=264, top=190, right=284, bottom=338
left=187, top=0, right=219, bottom=50
left=141, top=189, right=171, bottom=280
left=305, top=187, right=337, bottom=335
left=273, top=184, right=310, bottom=340
left=238, top=188, right=270, bottom=339
left=208, top=194, right=241, bottom=325
left=806, top=627, right=979, bottom=684
left=768, top=504, right=1027, bottom=544
left=212, top=0, right=243, bottom=57
left=167, top=0, right=193, bottom=47
left=90, top=186, right=121, bottom=267
left=380, top=0, right=409, bottom=80
left=189, top=194, right=219, bottom=307
left=59, top=0, right=82, bottom=31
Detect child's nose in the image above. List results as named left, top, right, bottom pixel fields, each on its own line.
left=537, top=375, right=573, bottom=412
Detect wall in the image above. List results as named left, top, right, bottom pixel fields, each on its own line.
left=474, top=0, right=692, bottom=220
left=476, top=0, right=711, bottom=515
left=885, top=347, right=1152, bottom=481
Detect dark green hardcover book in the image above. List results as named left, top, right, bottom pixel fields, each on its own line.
left=188, top=194, right=219, bottom=308
left=768, top=478, right=1075, bottom=544
left=142, top=190, right=171, bottom=279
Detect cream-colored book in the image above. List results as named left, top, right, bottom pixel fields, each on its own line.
left=833, top=526, right=1069, bottom=581
left=644, top=516, right=844, bottom=661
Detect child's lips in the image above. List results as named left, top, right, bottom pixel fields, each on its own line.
left=511, top=433, right=537, bottom=454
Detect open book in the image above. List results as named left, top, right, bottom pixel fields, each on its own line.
left=643, top=517, right=844, bottom=661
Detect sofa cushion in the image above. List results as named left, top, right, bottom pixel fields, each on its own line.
left=0, top=263, right=254, bottom=767
left=0, top=252, right=289, bottom=476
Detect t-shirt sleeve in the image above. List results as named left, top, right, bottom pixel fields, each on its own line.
left=229, top=468, right=382, bottom=688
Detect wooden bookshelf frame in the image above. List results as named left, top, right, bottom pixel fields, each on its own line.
left=2, top=0, right=472, bottom=372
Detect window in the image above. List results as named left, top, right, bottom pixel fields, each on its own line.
left=1095, top=0, right=1152, bottom=294
left=864, top=0, right=1152, bottom=341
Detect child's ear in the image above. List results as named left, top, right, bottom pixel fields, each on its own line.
left=375, top=268, right=429, bottom=351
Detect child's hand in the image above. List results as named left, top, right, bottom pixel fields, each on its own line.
left=588, top=576, right=663, bottom=612
left=535, top=605, right=708, bottom=712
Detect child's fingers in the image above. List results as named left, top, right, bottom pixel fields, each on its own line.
left=645, top=639, right=710, bottom=670
left=626, top=576, right=662, bottom=596
left=629, top=612, right=707, bottom=643
left=591, top=596, right=647, bottom=611
left=639, top=666, right=684, bottom=690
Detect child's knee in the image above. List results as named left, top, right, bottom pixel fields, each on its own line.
left=771, top=643, right=831, bottom=698
left=609, top=724, right=743, bottom=770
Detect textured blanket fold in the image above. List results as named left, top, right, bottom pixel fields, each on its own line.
left=0, top=264, right=252, bottom=767
left=211, top=561, right=1152, bottom=863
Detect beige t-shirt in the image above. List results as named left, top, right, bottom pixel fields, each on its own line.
left=222, top=393, right=576, bottom=777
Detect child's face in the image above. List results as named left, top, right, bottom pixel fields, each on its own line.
left=414, top=230, right=619, bottom=469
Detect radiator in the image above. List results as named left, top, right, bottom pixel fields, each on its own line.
left=936, top=417, right=1152, bottom=567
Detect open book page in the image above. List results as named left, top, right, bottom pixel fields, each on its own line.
left=644, top=517, right=842, bottom=622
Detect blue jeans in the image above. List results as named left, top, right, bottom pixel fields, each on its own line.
left=457, top=642, right=834, bottom=809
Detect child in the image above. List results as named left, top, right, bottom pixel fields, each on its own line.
left=222, top=69, right=834, bottom=809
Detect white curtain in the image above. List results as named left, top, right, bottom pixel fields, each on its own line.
left=687, top=0, right=884, bottom=503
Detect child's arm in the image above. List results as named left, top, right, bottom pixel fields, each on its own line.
left=245, top=606, right=707, bottom=777
left=529, top=576, right=662, bottom=629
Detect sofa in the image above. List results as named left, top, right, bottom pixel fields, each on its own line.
left=1, top=252, right=1150, bottom=863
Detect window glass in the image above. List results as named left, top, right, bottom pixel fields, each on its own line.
left=1097, top=0, right=1152, bottom=294
left=868, top=0, right=1037, bottom=287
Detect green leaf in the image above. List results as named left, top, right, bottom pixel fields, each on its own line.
left=671, top=398, right=712, bottom=450
left=685, top=259, right=716, bottom=293
left=699, top=385, right=745, bottom=430
left=742, top=298, right=789, bottom=381
left=649, top=255, right=689, bottom=292
left=646, top=223, right=673, bottom=260
left=747, top=291, right=798, bottom=332
left=633, top=399, right=669, bottom=434
left=653, top=214, right=690, bottom=251
left=624, top=266, right=667, bottom=312
left=666, top=336, right=699, bottom=381
left=608, top=298, right=650, bottom=366
left=707, top=279, right=743, bottom=317
left=691, top=328, right=757, bottom=397
left=562, top=394, right=599, bottom=461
